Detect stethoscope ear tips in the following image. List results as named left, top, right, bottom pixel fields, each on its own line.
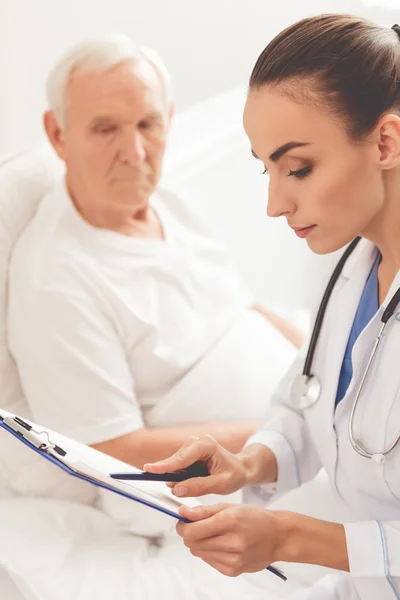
left=371, top=453, right=386, bottom=466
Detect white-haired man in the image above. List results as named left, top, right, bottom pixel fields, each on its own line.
left=8, top=35, right=303, bottom=473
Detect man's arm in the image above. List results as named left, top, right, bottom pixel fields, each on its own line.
left=10, top=284, right=258, bottom=467
left=252, top=304, right=305, bottom=349
left=92, top=421, right=259, bottom=468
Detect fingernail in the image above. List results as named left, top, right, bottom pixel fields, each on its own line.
left=174, top=486, right=188, bottom=497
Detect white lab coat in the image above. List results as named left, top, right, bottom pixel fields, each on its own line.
left=245, top=238, right=400, bottom=600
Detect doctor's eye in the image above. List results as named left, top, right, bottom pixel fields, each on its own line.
left=288, top=166, right=312, bottom=180
left=261, top=168, right=269, bottom=175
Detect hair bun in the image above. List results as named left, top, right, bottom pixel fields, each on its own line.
left=392, top=24, right=400, bottom=40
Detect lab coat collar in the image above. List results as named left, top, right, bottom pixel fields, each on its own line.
left=340, top=238, right=377, bottom=281
left=340, top=237, right=400, bottom=310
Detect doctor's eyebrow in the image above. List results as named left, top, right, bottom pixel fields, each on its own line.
left=251, top=142, right=311, bottom=163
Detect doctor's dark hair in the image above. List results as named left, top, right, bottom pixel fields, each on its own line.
left=249, top=15, right=400, bottom=140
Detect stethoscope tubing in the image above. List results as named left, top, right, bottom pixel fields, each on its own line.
left=301, top=237, right=400, bottom=461
left=303, top=237, right=361, bottom=376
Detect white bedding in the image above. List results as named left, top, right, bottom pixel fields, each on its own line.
left=0, top=473, right=350, bottom=600
left=0, top=497, right=298, bottom=600
left=0, top=567, right=34, bottom=600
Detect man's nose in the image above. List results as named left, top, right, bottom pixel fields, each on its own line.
left=119, top=129, right=146, bottom=165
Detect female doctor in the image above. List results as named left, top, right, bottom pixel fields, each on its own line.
left=145, top=14, right=400, bottom=600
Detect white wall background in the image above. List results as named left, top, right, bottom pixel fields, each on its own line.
left=1, top=0, right=397, bottom=317
left=1, top=0, right=397, bottom=155
left=161, top=86, right=341, bottom=318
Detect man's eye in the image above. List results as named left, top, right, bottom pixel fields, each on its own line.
left=139, top=120, right=160, bottom=131
left=288, top=166, right=312, bottom=180
left=260, top=168, right=269, bottom=175
left=96, top=125, right=117, bottom=134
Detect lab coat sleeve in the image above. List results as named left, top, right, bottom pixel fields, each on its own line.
left=344, top=520, right=400, bottom=599
left=242, top=341, right=322, bottom=503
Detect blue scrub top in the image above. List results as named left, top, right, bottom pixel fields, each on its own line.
left=335, top=253, right=381, bottom=407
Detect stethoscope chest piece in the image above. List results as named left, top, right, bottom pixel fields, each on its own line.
left=371, top=453, right=386, bottom=466
left=290, top=373, right=321, bottom=410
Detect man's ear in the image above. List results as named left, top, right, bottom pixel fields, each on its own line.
left=167, top=102, right=175, bottom=130
left=43, top=110, right=66, bottom=161
left=377, top=113, right=400, bottom=170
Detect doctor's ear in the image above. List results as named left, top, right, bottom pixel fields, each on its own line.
left=43, top=110, right=66, bottom=161
left=375, top=114, right=400, bottom=170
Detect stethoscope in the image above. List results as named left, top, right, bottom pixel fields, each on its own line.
left=290, top=236, right=400, bottom=465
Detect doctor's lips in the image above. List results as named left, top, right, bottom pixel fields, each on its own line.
left=290, top=225, right=316, bottom=239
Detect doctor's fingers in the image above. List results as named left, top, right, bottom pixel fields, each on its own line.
left=172, top=469, right=240, bottom=498
left=184, top=532, right=247, bottom=554
left=177, top=504, right=236, bottom=542
left=145, top=435, right=220, bottom=476
left=192, top=551, right=246, bottom=578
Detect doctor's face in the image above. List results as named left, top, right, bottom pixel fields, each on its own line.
left=243, top=85, right=385, bottom=254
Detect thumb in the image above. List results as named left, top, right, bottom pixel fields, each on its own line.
left=179, top=503, right=227, bottom=522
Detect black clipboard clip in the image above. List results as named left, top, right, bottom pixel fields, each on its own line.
left=0, top=414, right=66, bottom=457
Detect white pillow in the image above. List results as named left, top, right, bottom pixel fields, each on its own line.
left=0, top=145, right=60, bottom=417
left=0, top=145, right=97, bottom=505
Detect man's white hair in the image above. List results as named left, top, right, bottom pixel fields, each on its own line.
left=46, top=33, right=173, bottom=128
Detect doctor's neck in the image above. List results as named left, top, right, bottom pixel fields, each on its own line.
left=363, top=168, right=400, bottom=278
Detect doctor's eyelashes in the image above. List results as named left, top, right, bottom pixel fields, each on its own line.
left=260, top=166, right=312, bottom=179
left=288, top=166, right=312, bottom=180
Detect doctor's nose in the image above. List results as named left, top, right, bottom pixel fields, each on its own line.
left=266, top=181, right=296, bottom=219
left=118, top=129, right=146, bottom=166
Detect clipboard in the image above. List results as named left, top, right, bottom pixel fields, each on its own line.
left=0, top=409, right=286, bottom=582
left=0, top=409, right=198, bottom=522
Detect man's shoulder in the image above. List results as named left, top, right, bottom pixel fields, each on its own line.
left=12, top=179, right=85, bottom=267
left=10, top=184, right=92, bottom=302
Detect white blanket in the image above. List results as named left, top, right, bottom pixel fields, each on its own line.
left=0, top=477, right=353, bottom=600
left=0, top=497, right=300, bottom=600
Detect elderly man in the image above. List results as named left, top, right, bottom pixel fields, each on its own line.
left=8, top=34, right=302, bottom=472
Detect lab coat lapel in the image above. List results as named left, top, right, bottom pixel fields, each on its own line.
left=312, top=240, right=377, bottom=466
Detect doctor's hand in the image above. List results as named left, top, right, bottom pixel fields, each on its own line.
left=176, top=503, right=286, bottom=577
left=144, top=434, right=248, bottom=498
left=177, top=504, right=350, bottom=576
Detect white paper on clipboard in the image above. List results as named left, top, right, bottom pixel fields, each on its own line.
left=0, top=408, right=199, bottom=522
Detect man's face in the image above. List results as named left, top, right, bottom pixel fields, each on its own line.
left=48, top=59, right=171, bottom=229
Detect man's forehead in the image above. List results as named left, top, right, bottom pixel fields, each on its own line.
left=67, top=60, right=164, bottom=108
